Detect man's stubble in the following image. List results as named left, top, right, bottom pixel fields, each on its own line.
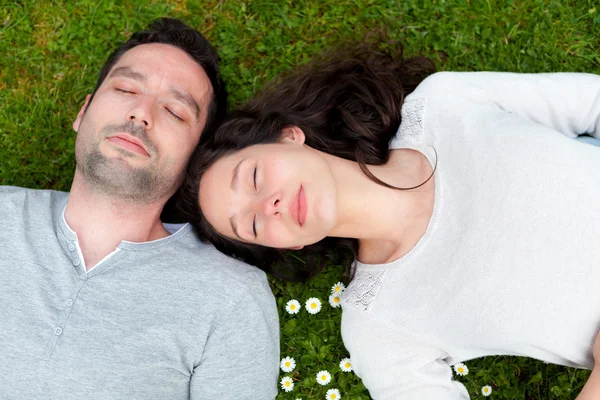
left=75, top=118, right=182, bottom=204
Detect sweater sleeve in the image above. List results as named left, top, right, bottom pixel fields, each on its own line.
left=410, top=71, right=600, bottom=139
left=190, top=279, right=280, bottom=400
left=341, top=306, right=470, bottom=400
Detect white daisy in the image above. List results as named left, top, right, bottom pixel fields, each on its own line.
left=326, top=388, right=341, bottom=400
left=331, top=282, right=346, bottom=295
left=481, top=385, right=492, bottom=396
left=339, top=357, right=352, bottom=372
left=305, top=297, right=322, bottom=314
left=453, top=362, right=469, bottom=376
left=285, top=299, right=301, bottom=315
left=280, top=356, right=296, bottom=372
left=316, top=370, right=332, bottom=385
left=328, top=293, right=342, bottom=308
left=280, top=376, right=294, bottom=392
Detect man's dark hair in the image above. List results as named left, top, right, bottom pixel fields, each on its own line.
left=90, top=17, right=227, bottom=139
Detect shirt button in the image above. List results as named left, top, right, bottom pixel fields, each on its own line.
left=68, top=243, right=75, bottom=251
left=66, top=299, right=73, bottom=307
left=73, top=259, right=80, bottom=266
left=80, top=274, right=87, bottom=280
left=54, top=327, right=63, bottom=335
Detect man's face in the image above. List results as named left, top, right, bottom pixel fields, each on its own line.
left=72, top=43, right=213, bottom=203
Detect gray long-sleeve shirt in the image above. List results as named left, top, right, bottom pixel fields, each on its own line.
left=0, top=186, right=279, bottom=399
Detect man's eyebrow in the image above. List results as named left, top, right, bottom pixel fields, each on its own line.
left=229, top=216, right=243, bottom=241
left=170, top=88, right=200, bottom=121
left=109, top=66, right=146, bottom=82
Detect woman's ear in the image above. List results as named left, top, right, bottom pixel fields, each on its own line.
left=280, top=126, right=306, bottom=145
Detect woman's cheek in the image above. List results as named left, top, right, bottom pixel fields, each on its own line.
left=264, top=225, right=292, bottom=249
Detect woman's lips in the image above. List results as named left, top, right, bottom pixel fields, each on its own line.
left=289, top=185, right=307, bottom=227
left=297, top=185, right=307, bottom=226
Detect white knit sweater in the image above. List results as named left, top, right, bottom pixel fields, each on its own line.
left=340, top=72, right=600, bottom=400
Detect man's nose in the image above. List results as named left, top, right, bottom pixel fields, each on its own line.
left=127, top=98, right=154, bottom=129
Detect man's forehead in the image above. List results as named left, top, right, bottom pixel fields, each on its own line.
left=119, top=43, right=187, bottom=61
left=114, top=43, right=205, bottom=80
left=110, top=43, right=213, bottom=117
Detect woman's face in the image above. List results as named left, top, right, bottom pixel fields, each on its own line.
left=198, top=127, right=338, bottom=249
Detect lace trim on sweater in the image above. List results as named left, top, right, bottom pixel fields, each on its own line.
left=398, top=98, right=428, bottom=142
left=342, top=270, right=386, bottom=312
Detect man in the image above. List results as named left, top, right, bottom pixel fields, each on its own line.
left=0, top=18, right=279, bottom=399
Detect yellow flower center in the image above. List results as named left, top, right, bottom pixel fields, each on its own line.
left=285, top=381, right=290, bottom=387
left=285, top=362, right=290, bottom=367
left=345, top=363, right=350, bottom=368
left=291, top=305, right=296, bottom=309
left=484, top=388, right=489, bottom=393
left=311, top=303, right=317, bottom=308
left=335, top=287, right=340, bottom=292
left=321, top=376, right=326, bottom=380
left=331, top=395, right=337, bottom=399
left=334, top=297, right=339, bottom=303
left=458, top=368, right=464, bottom=373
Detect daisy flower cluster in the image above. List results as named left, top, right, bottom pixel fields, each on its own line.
left=316, top=371, right=342, bottom=399
left=279, top=357, right=296, bottom=393
left=278, top=282, right=354, bottom=398
left=452, top=362, right=493, bottom=397
left=328, top=282, right=345, bottom=308
left=284, top=282, right=346, bottom=316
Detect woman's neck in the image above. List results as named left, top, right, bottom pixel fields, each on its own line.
left=326, top=149, right=435, bottom=263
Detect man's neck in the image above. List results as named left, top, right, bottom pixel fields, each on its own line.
left=64, top=173, right=170, bottom=270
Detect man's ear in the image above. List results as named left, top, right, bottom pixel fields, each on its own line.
left=280, top=126, right=306, bottom=145
left=72, top=94, right=92, bottom=132
left=289, top=245, right=304, bottom=251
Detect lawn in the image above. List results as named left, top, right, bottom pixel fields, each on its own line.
left=1, top=0, right=599, bottom=398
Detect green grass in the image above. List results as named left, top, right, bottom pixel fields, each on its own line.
left=1, top=0, right=599, bottom=398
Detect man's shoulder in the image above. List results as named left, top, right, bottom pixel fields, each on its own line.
left=0, top=186, right=68, bottom=213
left=165, top=232, right=272, bottom=295
left=0, top=185, right=68, bottom=198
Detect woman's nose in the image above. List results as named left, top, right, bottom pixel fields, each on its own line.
left=260, top=193, right=281, bottom=218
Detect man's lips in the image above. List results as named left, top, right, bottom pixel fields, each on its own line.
left=289, top=185, right=307, bottom=227
left=107, top=134, right=149, bottom=157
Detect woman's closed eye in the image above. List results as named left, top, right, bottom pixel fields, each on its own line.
left=252, top=166, right=258, bottom=238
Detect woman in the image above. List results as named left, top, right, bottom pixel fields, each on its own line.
left=182, top=43, right=600, bottom=399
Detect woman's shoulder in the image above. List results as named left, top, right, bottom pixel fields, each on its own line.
left=341, top=268, right=388, bottom=313
left=409, top=70, right=509, bottom=100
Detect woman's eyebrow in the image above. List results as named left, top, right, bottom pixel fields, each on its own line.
left=231, top=159, right=243, bottom=191
left=229, top=216, right=243, bottom=240
left=228, top=159, right=245, bottom=240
